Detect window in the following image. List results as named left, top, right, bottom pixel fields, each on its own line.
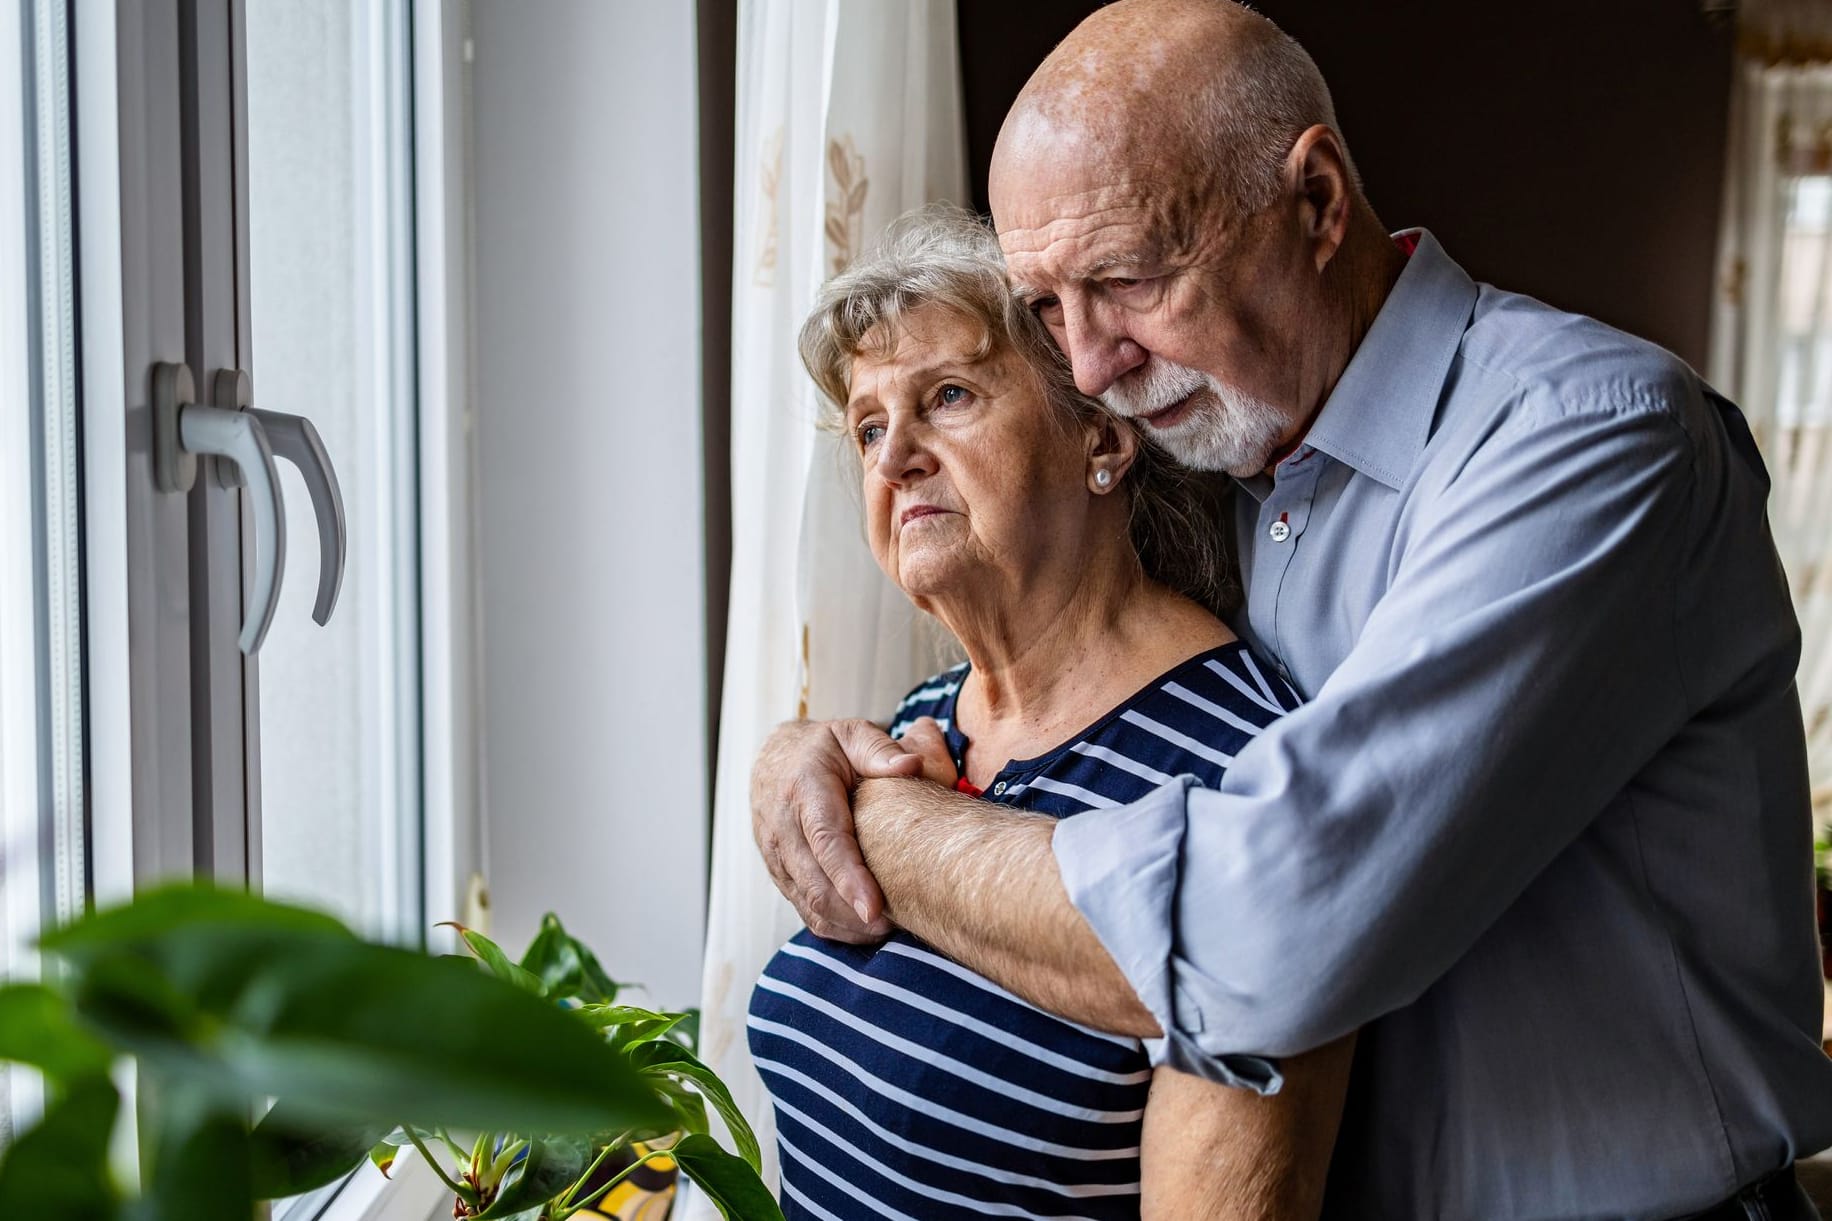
left=245, top=0, right=422, bottom=943
left=2, top=0, right=87, bottom=1143
left=1713, top=57, right=1832, bottom=810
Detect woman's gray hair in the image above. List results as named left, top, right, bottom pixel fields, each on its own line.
left=797, top=204, right=1239, bottom=619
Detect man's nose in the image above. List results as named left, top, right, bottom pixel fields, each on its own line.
left=1061, top=299, right=1147, bottom=397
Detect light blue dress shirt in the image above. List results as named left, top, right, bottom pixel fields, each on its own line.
left=1053, top=231, right=1832, bottom=1218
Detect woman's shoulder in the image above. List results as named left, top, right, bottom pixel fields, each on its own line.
left=1111, top=641, right=1301, bottom=757
left=886, top=661, right=970, bottom=739
left=1012, top=643, right=1302, bottom=807
left=1131, top=641, right=1304, bottom=728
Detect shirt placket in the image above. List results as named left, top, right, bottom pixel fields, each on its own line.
left=1246, top=448, right=1323, bottom=687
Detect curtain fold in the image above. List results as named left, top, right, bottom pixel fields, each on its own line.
left=688, top=3, right=965, bottom=1208
left=1711, top=29, right=1832, bottom=816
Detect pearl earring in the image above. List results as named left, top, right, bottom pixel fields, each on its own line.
left=1095, top=468, right=1112, bottom=488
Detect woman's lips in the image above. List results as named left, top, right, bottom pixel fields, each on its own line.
left=899, top=505, right=947, bottom=526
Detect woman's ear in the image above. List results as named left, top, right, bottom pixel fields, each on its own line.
left=1087, top=415, right=1141, bottom=494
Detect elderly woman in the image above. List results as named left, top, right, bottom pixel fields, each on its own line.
left=747, top=208, right=1353, bottom=1220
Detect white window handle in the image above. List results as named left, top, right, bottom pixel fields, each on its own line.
left=212, top=369, right=346, bottom=628
left=151, top=362, right=286, bottom=655
left=250, top=408, right=345, bottom=626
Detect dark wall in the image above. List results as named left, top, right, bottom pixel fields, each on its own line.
left=957, top=0, right=1736, bottom=369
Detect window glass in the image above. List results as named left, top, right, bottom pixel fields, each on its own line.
left=246, top=0, right=420, bottom=941
left=3, top=0, right=85, bottom=1144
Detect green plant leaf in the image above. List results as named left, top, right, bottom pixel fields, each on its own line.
left=0, top=1074, right=119, bottom=1221
left=50, top=888, right=357, bottom=1027
left=578, top=1004, right=688, bottom=1051
left=654, top=1078, right=709, bottom=1138
left=670, top=1134, right=785, bottom=1221
left=42, top=883, right=353, bottom=960
left=249, top=1100, right=389, bottom=1199
left=368, top=1138, right=397, bottom=1178
left=669, top=1007, right=701, bottom=1052
left=473, top=1135, right=589, bottom=1219
left=49, top=900, right=670, bottom=1135
left=441, top=922, right=543, bottom=994
left=574, top=1003, right=672, bottom=1030
left=138, top=1091, right=251, bottom=1221
left=519, top=913, right=621, bottom=1003
left=213, top=942, right=671, bottom=1134
left=0, top=983, right=114, bottom=1081
left=630, top=1043, right=761, bottom=1172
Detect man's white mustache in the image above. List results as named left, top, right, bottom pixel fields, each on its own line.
left=1101, top=359, right=1213, bottom=418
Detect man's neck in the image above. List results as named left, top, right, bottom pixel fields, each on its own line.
left=1262, top=213, right=1410, bottom=476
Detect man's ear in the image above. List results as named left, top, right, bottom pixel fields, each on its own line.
left=1287, top=124, right=1353, bottom=274
left=1087, top=414, right=1142, bottom=493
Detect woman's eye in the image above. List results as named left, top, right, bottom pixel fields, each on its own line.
left=857, top=422, right=886, bottom=449
left=937, top=385, right=969, bottom=407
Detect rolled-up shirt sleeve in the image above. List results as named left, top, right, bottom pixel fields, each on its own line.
left=1055, top=391, right=1703, bottom=1089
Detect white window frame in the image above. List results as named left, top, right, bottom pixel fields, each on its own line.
left=5, top=0, right=98, bottom=1144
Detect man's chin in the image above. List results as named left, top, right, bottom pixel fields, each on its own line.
left=1151, top=423, right=1271, bottom=476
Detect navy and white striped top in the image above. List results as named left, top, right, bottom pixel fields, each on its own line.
left=748, top=642, right=1302, bottom=1219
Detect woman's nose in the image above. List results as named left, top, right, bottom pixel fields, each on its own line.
left=874, top=418, right=938, bottom=484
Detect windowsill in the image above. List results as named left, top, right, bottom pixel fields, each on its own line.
left=311, top=1149, right=449, bottom=1221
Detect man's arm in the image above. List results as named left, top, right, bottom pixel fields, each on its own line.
left=851, top=775, right=1159, bottom=1037
left=1054, top=392, right=1717, bottom=1077
left=1140, top=1033, right=1357, bottom=1221
left=755, top=376, right=1734, bottom=1084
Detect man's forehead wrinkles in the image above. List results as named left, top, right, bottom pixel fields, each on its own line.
left=1001, top=205, right=1165, bottom=292
left=998, top=190, right=1155, bottom=243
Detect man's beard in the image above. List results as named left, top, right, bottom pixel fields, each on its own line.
left=1101, top=358, right=1291, bottom=477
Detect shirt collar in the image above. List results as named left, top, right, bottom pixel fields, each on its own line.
left=1294, top=228, right=1479, bottom=492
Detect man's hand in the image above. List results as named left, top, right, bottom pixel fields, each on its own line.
left=750, top=718, right=925, bottom=943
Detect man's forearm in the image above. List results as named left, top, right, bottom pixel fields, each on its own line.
left=853, top=776, right=1160, bottom=1038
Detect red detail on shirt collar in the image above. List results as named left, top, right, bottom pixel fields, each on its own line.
left=1393, top=231, right=1421, bottom=257
left=954, top=776, right=984, bottom=798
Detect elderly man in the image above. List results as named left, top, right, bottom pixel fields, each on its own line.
left=751, top=1, right=1832, bottom=1216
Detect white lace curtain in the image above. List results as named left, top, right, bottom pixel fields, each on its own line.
left=1711, top=6, right=1832, bottom=819
left=686, top=2, right=966, bottom=1209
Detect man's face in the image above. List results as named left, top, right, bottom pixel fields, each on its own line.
left=993, top=152, right=1316, bottom=476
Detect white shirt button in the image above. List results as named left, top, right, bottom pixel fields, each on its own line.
left=1269, top=520, right=1292, bottom=543
left=992, top=780, right=1007, bottom=795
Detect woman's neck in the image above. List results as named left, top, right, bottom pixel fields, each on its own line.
left=929, top=535, right=1234, bottom=785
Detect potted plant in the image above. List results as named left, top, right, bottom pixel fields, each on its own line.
left=384, top=914, right=770, bottom=1220
left=0, top=886, right=783, bottom=1221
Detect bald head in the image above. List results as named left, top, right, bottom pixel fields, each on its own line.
left=984, top=0, right=1402, bottom=477
left=991, top=0, right=1350, bottom=224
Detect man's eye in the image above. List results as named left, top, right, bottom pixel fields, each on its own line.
left=1031, top=297, right=1062, bottom=322
left=1106, top=277, right=1140, bottom=290
left=937, top=385, right=969, bottom=407
left=857, top=422, right=886, bottom=449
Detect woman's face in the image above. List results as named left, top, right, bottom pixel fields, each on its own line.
left=842, top=303, right=1101, bottom=607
